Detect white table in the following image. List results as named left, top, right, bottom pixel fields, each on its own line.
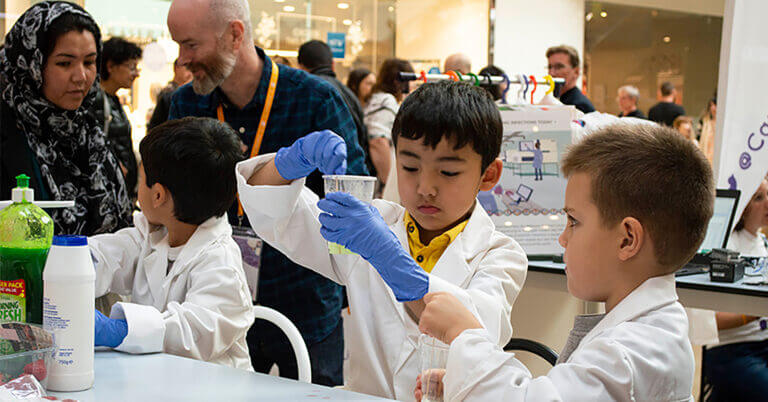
left=48, top=351, right=392, bottom=401
left=528, top=260, right=768, bottom=316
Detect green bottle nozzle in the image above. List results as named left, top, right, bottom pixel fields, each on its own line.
left=11, top=174, right=34, bottom=203
left=15, top=174, right=30, bottom=189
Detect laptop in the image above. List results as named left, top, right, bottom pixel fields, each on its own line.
left=675, top=189, right=741, bottom=276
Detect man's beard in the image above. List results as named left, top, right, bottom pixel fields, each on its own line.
left=189, top=47, right=237, bottom=95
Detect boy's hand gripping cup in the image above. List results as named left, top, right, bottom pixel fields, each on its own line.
left=322, top=175, right=376, bottom=255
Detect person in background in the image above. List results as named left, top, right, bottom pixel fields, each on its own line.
left=148, top=58, right=192, bottom=130
left=90, top=117, right=253, bottom=370
left=88, top=37, right=142, bottom=198
left=648, top=81, right=685, bottom=127
left=443, top=53, right=471, bottom=74
left=698, top=96, right=717, bottom=164
left=478, top=65, right=507, bottom=103
left=703, top=178, right=768, bottom=402
left=673, top=116, right=698, bottom=146
left=346, top=67, right=376, bottom=108
left=365, top=58, right=414, bottom=195
left=616, top=85, right=645, bottom=119
left=167, top=0, right=367, bottom=386
left=0, top=1, right=131, bottom=235
left=546, top=45, right=595, bottom=113
left=297, top=40, right=373, bottom=177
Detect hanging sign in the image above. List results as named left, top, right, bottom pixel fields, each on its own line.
left=327, top=32, right=346, bottom=59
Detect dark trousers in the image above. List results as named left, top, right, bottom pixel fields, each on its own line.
left=248, top=318, right=344, bottom=387
left=703, top=339, right=768, bottom=401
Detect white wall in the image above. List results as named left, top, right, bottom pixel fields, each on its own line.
left=395, top=0, right=489, bottom=72
left=493, top=0, right=584, bottom=102
left=602, top=0, right=724, bottom=16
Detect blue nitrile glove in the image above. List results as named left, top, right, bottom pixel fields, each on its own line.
left=95, top=310, right=128, bottom=348
left=274, top=130, right=347, bottom=180
left=318, top=192, right=429, bottom=301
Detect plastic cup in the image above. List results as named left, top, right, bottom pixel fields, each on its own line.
left=419, top=334, right=450, bottom=402
left=322, top=175, right=376, bottom=255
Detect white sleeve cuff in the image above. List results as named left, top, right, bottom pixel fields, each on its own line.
left=111, top=302, right=165, bottom=354
left=235, top=154, right=306, bottom=219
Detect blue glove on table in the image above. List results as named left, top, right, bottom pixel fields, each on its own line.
left=274, top=130, right=347, bottom=180
left=95, top=310, right=128, bottom=348
left=318, top=192, right=429, bottom=302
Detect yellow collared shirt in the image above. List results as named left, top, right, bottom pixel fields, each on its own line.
left=404, top=212, right=469, bottom=273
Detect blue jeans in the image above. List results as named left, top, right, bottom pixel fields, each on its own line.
left=703, top=339, right=768, bottom=401
left=248, top=317, right=344, bottom=386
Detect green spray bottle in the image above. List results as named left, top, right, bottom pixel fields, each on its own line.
left=0, top=175, right=54, bottom=324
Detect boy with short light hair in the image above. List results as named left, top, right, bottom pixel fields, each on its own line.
left=236, top=81, right=527, bottom=399
left=418, top=123, right=713, bottom=401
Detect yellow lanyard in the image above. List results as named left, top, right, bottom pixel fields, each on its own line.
left=217, top=59, right=279, bottom=221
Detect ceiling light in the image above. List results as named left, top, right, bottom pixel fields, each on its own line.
left=283, top=5, right=295, bottom=12
left=600, top=10, right=607, bottom=18
left=388, top=6, right=394, bottom=12
left=585, top=12, right=593, bottom=22
left=343, top=19, right=352, bottom=25
left=663, top=36, right=671, bottom=43
left=337, top=2, right=349, bottom=9
left=274, top=0, right=285, bottom=2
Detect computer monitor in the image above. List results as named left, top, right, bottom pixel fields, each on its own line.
left=516, top=184, right=533, bottom=202
left=698, top=189, right=741, bottom=253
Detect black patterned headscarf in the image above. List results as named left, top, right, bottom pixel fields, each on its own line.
left=0, top=1, right=131, bottom=235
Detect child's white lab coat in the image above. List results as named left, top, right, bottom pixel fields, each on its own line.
left=89, top=212, right=254, bottom=370
left=442, top=274, right=694, bottom=401
left=236, top=155, right=528, bottom=400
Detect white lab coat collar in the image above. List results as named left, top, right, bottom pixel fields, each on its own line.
left=133, top=212, right=233, bottom=306
left=379, top=200, right=495, bottom=288
left=577, top=274, right=678, bottom=352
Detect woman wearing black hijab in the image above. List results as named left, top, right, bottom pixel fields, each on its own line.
left=0, top=1, right=131, bottom=235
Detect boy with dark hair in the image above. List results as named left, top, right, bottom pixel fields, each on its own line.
left=237, top=81, right=527, bottom=399
left=89, top=117, right=254, bottom=370
left=418, top=123, right=713, bottom=401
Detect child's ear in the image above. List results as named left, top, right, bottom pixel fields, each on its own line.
left=479, top=158, right=503, bottom=192
left=617, top=217, right=644, bottom=261
left=150, top=183, right=171, bottom=209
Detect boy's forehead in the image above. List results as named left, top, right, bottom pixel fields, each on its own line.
left=397, top=135, right=476, bottom=157
left=565, top=173, right=593, bottom=208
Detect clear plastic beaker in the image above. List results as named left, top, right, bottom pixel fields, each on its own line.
left=419, top=334, right=450, bottom=402
left=322, top=175, right=376, bottom=254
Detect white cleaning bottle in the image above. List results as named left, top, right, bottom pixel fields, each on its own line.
left=43, top=235, right=95, bottom=391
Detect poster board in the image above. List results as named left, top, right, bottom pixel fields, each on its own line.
left=478, top=105, right=573, bottom=256
left=714, top=0, right=768, bottom=226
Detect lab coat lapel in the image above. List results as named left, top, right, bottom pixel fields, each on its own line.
left=430, top=201, right=495, bottom=286
left=574, top=274, right=679, bottom=358
left=143, top=231, right=169, bottom=308
left=375, top=202, right=421, bottom=377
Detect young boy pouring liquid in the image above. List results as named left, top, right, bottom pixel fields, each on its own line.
left=236, top=81, right=527, bottom=399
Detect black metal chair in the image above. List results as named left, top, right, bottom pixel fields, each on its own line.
left=700, top=345, right=711, bottom=401
left=504, top=338, right=559, bottom=366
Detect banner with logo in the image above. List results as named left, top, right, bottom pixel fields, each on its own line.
left=715, top=0, right=768, bottom=224
left=479, top=105, right=573, bottom=256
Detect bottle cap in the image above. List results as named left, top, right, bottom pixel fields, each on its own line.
left=11, top=174, right=34, bottom=203
left=52, top=235, right=88, bottom=247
